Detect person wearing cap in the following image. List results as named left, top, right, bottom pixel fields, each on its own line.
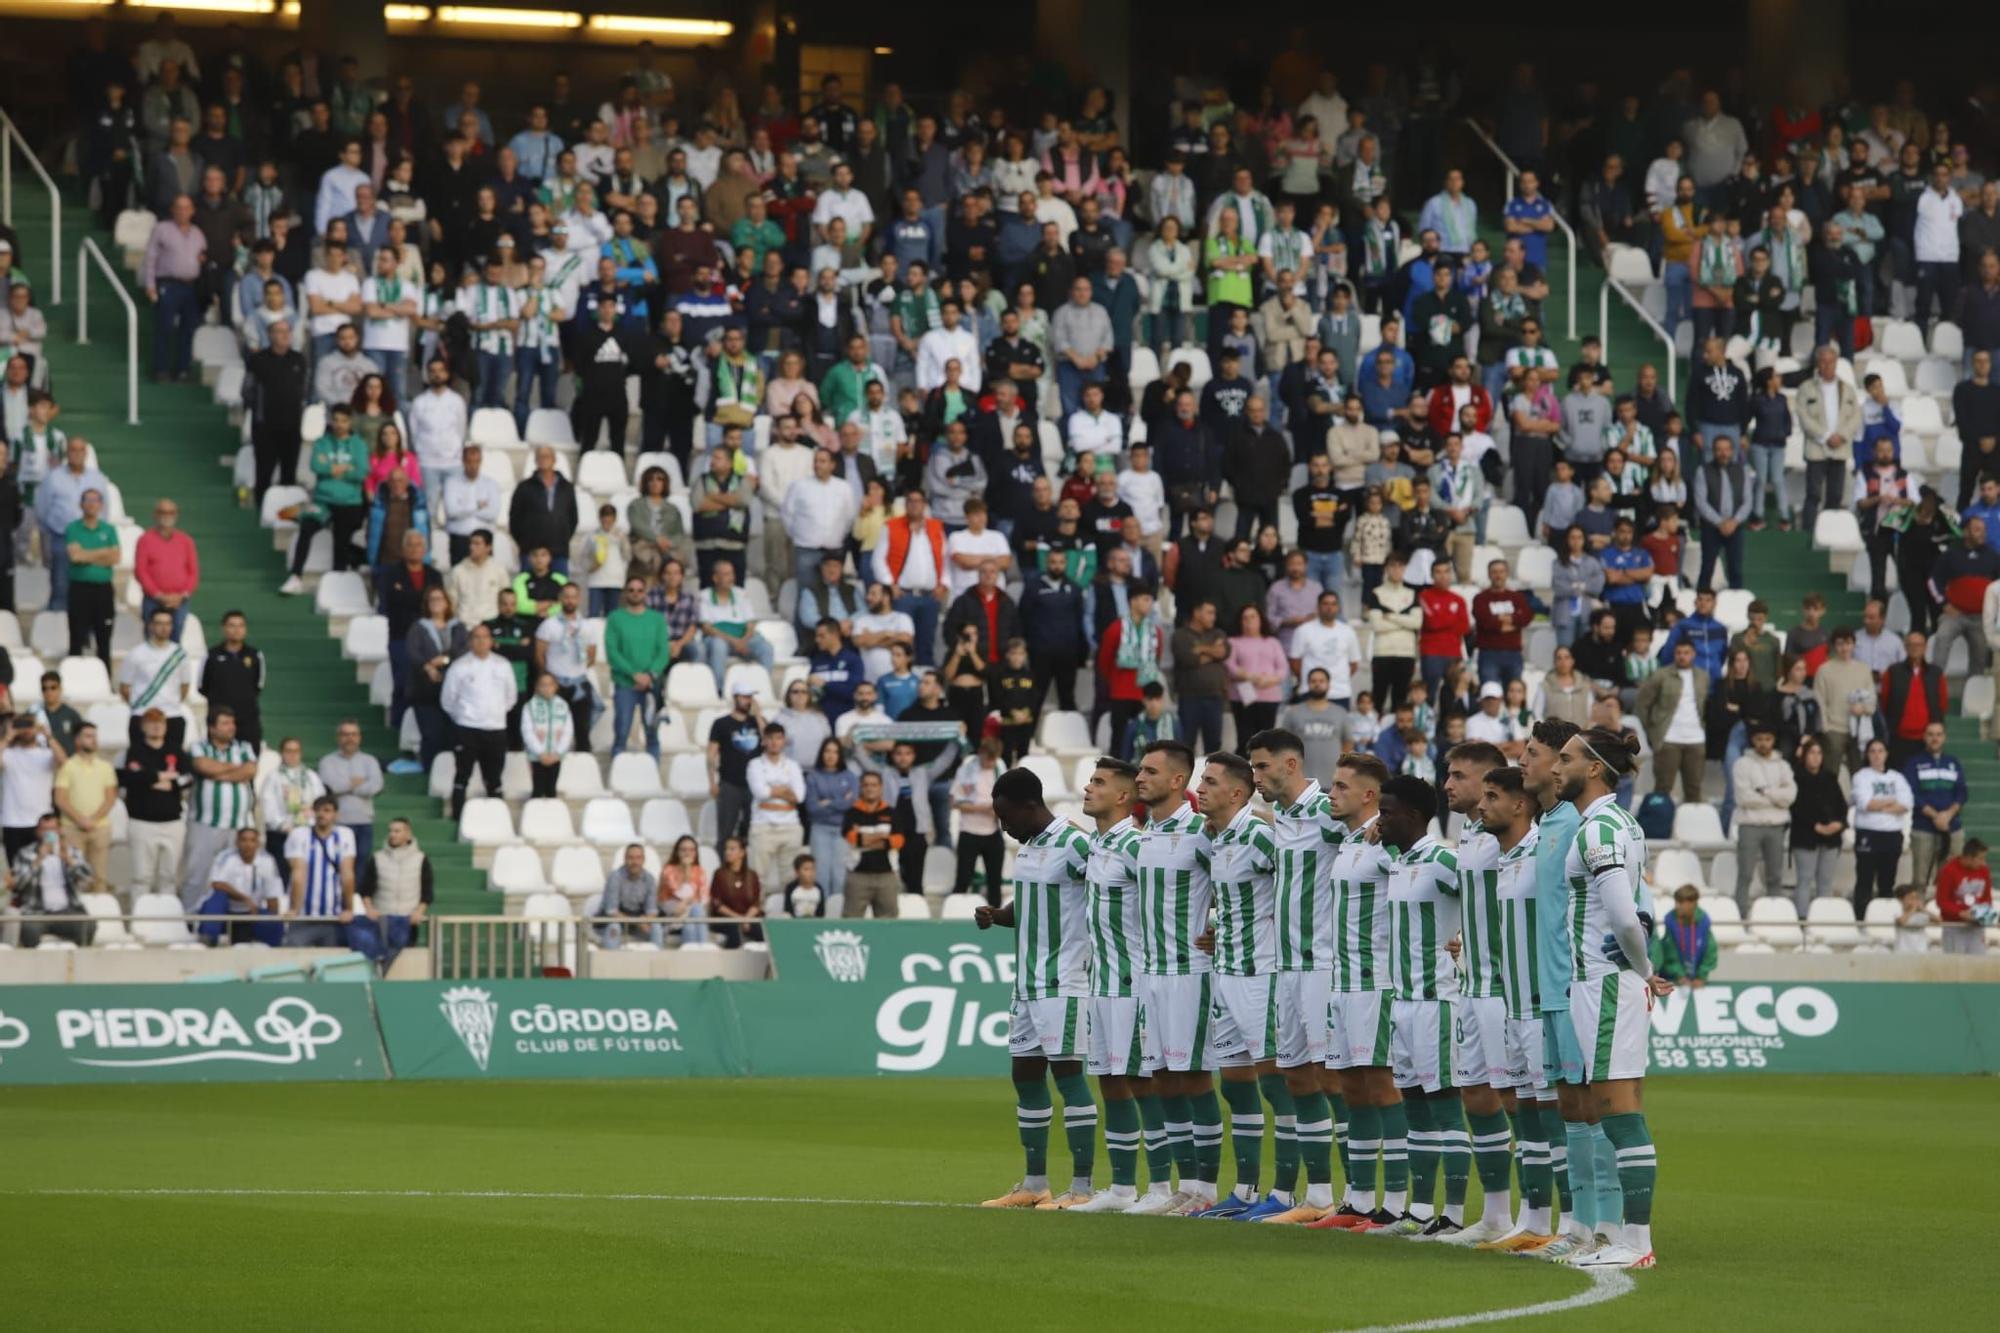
left=119, top=707, right=190, bottom=898
left=707, top=685, right=764, bottom=851
left=1731, top=718, right=1798, bottom=913
left=1462, top=679, right=1514, bottom=749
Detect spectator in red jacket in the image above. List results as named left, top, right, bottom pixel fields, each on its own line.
left=1095, top=582, right=1166, bottom=760
left=1935, top=838, right=1992, bottom=955
left=1416, top=564, right=1471, bottom=701
left=1425, top=354, right=1493, bottom=438
left=132, top=497, right=200, bottom=641
left=1470, top=557, right=1535, bottom=687
left=1880, top=631, right=1948, bottom=770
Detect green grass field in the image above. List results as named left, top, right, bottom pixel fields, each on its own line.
left=0, top=1075, right=1990, bottom=1329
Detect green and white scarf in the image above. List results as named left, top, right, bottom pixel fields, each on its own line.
left=1698, top=235, right=1736, bottom=289
left=1115, top=612, right=1161, bottom=687
left=129, top=645, right=186, bottom=711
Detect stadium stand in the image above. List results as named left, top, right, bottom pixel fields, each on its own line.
left=5, top=14, right=1999, bottom=974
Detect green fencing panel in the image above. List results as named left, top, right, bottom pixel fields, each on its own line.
left=0, top=984, right=386, bottom=1085
left=1644, top=981, right=2000, bottom=1073
left=743, top=921, right=1018, bottom=1076
left=373, top=979, right=751, bottom=1079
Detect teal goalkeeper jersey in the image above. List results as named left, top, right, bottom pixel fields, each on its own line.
left=1271, top=779, right=1342, bottom=971
left=1209, top=804, right=1278, bottom=976
left=1495, top=827, right=1543, bottom=1021
left=1455, top=820, right=1504, bottom=1000
left=1086, top=816, right=1144, bottom=998
left=1010, top=816, right=1094, bottom=1001
left=1134, top=804, right=1213, bottom=976
left=1387, top=835, right=1461, bottom=1001
left=1532, top=800, right=1582, bottom=1014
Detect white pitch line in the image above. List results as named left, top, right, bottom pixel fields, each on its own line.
left=1333, top=1269, right=1636, bottom=1332
left=10, top=1188, right=1641, bottom=1330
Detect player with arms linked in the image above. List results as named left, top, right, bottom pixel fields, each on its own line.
left=975, top=767, right=1100, bottom=1209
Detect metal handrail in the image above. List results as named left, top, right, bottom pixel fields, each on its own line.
left=1600, top=276, right=1680, bottom=402
left=77, top=236, right=139, bottom=425
left=0, top=105, right=62, bottom=304
left=1459, top=116, right=1576, bottom=341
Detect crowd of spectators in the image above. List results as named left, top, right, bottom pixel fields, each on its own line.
left=9, top=16, right=1999, bottom=953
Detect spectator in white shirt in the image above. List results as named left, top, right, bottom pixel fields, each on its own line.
left=447, top=530, right=507, bottom=627
left=301, top=240, right=363, bottom=362
left=915, top=300, right=982, bottom=392
left=438, top=445, right=502, bottom=563
left=745, top=722, right=807, bottom=890
left=407, top=357, right=468, bottom=508
left=1067, top=381, right=1123, bottom=458
left=1915, top=161, right=1965, bottom=330
left=441, top=624, right=518, bottom=817
left=1463, top=681, right=1514, bottom=744
left=811, top=162, right=875, bottom=245
left=1287, top=588, right=1362, bottom=706
left=943, top=499, right=1014, bottom=596
left=1116, top=442, right=1169, bottom=552
left=781, top=446, right=859, bottom=591
left=758, top=415, right=817, bottom=588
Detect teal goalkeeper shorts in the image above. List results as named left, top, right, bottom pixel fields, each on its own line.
left=1541, top=1008, right=1587, bottom=1085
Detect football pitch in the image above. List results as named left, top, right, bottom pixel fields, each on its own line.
left=0, top=1075, right=1990, bottom=1330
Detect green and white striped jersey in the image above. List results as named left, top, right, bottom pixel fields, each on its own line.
left=1566, top=794, right=1649, bottom=983
left=1387, top=835, right=1462, bottom=1001
left=1329, top=815, right=1394, bottom=994
left=1209, top=804, right=1278, bottom=977
left=1495, top=826, right=1544, bottom=1020
left=1086, top=815, right=1145, bottom=999
left=1010, top=816, right=1094, bottom=1001
left=1271, top=780, right=1343, bottom=971
left=1134, top=803, right=1213, bottom=977
left=189, top=739, right=258, bottom=830
left=1455, top=821, right=1504, bottom=1000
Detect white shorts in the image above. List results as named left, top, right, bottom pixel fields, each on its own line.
left=1008, top=994, right=1085, bottom=1060
left=1502, top=1014, right=1554, bottom=1099
left=1138, top=972, right=1213, bottom=1073
left=1273, top=969, right=1332, bottom=1068
left=1390, top=997, right=1460, bottom=1093
left=1454, top=994, right=1509, bottom=1089
left=1569, top=972, right=1651, bottom=1084
left=1326, top=989, right=1393, bottom=1070
left=1207, top=972, right=1276, bottom=1067
left=1086, top=995, right=1144, bottom=1077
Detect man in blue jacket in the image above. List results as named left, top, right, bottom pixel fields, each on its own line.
left=1152, top=388, right=1222, bottom=542
left=1656, top=586, right=1730, bottom=677
left=806, top=619, right=866, bottom=725
left=1019, top=548, right=1088, bottom=713
left=1903, top=721, right=1967, bottom=889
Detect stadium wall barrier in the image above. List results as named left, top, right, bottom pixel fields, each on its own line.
left=0, top=984, right=387, bottom=1085
left=5, top=925, right=2000, bottom=1084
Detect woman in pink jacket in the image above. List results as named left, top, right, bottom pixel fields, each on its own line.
left=364, top=421, right=423, bottom=500
left=1225, top=604, right=1290, bottom=741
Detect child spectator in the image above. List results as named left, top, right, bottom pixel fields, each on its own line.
left=1398, top=727, right=1430, bottom=778
left=782, top=852, right=826, bottom=918
left=1652, top=884, right=1718, bottom=986
left=575, top=503, right=631, bottom=617
left=1895, top=885, right=1933, bottom=953
left=1855, top=372, right=1901, bottom=470
left=1345, top=691, right=1382, bottom=750
left=1351, top=487, right=1393, bottom=596
left=1935, top=839, right=1993, bottom=955
left=1121, top=680, right=1179, bottom=758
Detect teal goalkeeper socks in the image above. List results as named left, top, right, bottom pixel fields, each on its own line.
left=1563, top=1120, right=1597, bottom=1233
left=1591, top=1124, right=1623, bottom=1234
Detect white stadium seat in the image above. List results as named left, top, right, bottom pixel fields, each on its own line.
left=556, top=752, right=607, bottom=800
left=60, top=656, right=115, bottom=705
left=639, top=798, right=693, bottom=845
left=518, top=799, right=578, bottom=846
left=1747, top=897, right=1803, bottom=949
left=1804, top=896, right=1861, bottom=950
left=458, top=799, right=516, bottom=847
left=580, top=797, right=638, bottom=847
left=667, top=753, right=712, bottom=802
left=609, top=752, right=667, bottom=799
left=470, top=408, right=522, bottom=450
left=525, top=408, right=577, bottom=448
left=1037, top=711, right=1094, bottom=756
left=667, top=663, right=721, bottom=711
left=488, top=845, right=550, bottom=896
left=132, top=893, right=193, bottom=944
left=1671, top=804, right=1729, bottom=851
